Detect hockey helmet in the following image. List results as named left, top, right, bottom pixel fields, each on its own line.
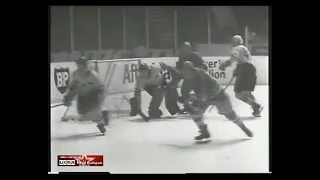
left=75, top=56, right=89, bottom=64
left=231, top=35, right=244, bottom=46
left=139, top=63, right=149, bottom=71
left=182, top=42, right=192, bottom=49
left=182, top=61, right=194, bottom=69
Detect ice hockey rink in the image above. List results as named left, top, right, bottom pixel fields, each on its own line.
left=50, top=85, right=269, bottom=173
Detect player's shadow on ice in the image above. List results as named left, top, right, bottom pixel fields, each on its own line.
left=164, top=139, right=250, bottom=151
left=130, top=115, right=258, bottom=123
left=222, top=116, right=258, bottom=121
left=129, top=116, right=190, bottom=123
left=52, top=132, right=104, bottom=142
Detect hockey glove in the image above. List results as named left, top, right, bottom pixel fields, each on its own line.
left=184, top=94, right=208, bottom=115
left=219, top=60, right=231, bottom=71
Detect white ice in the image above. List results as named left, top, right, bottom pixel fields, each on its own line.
left=50, top=85, right=269, bottom=173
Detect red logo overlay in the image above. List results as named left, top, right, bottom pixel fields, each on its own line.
left=58, top=155, right=103, bottom=166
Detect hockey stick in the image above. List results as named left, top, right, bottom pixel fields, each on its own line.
left=51, top=103, right=64, bottom=108
left=208, top=76, right=235, bottom=112
left=60, top=104, right=72, bottom=121
left=224, top=76, right=236, bottom=91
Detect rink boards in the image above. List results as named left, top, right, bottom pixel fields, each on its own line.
left=50, top=56, right=268, bottom=113
left=140, top=56, right=268, bottom=86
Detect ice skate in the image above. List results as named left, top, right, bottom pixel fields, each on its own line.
left=61, top=117, right=69, bottom=122
left=146, top=114, right=160, bottom=122
left=138, top=111, right=149, bottom=122
left=195, top=124, right=211, bottom=143
left=144, top=116, right=151, bottom=122
left=252, top=104, right=264, bottom=117
left=96, top=123, right=106, bottom=135
left=147, top=109, right=163, bottom=121
left=178, top=108, right=188, bottom=115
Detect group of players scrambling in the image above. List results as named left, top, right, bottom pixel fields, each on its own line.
left=62, top=35, right=263, bottom=142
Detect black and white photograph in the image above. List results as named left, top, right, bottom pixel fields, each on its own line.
left=50, top=6, right=270, bottom=173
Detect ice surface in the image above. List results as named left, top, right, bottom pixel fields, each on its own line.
left=50, top=85, right=269, bottom=173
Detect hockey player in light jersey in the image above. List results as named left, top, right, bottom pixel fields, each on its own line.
left=129, top=63, right=181, bottom=121
left=160, top=61, right=253, bottom=141
left=63, top=56, right=109, bottom=134
left=219, top=35, right=263, bottom=117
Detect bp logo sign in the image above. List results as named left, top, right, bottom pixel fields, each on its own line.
left=54, top=67, right=70, bottom=94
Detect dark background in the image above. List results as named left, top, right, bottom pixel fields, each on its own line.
left=50, top=6, right=268, bottom=60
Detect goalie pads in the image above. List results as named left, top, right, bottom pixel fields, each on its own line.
left=129, top=97, right=149, bottom=121
left=147, top=86, right=164, bottom=117
left=164, top=87, right=181, bottom=115
left=164, top=87, right=180, bottom=114
left=129, top=97, right=140, bottom=116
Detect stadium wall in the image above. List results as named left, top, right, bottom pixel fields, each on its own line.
left=141, top=56, right=268, bottom=85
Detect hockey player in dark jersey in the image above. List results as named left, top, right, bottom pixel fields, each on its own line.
left=169, top=42, right=208, bottom=113
left=160, top=61, right=253, bottom=141
left=63, top=57, right=109, bottom=134
left=219, top=35, right=263, bottom=117
left=176, top=42, right=208, bottom=71
left=129, top=63, right=181, bottom=121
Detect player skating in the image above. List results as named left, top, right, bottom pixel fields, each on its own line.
left=160, top=61, right=253, bottom=142
left=129, top=63, right=181, bottom=121
left=176, top=42, right=208, bottom=71
left=63, top=56, right=109, bottom=134
left=219, top=35, right=263, bottom=117
left=169, top=42, right=208, bottom=113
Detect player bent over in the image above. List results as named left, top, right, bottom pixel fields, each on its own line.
left=176, top=42, right=208, bottom=71
left=219, top=35, right=263, bottom=117
left=161, top=61, right=253, bottom=141
left=170, top=42, right=208, bottom=113
left=129, top=63, right=181, bottom=121
left=63, top=57, right=109, bottom=134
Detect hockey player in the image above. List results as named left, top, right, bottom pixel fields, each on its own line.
left=129, top=63, right=181, bottom=121
left=176, top=42, right=207, bottom=71
left=63, top=56, right=109, bottom=134
left=169, top=42, right=208, bottom=113
left=160, top=61, right=253, bottom=141
left=219, top=35, right=263, bottom=117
